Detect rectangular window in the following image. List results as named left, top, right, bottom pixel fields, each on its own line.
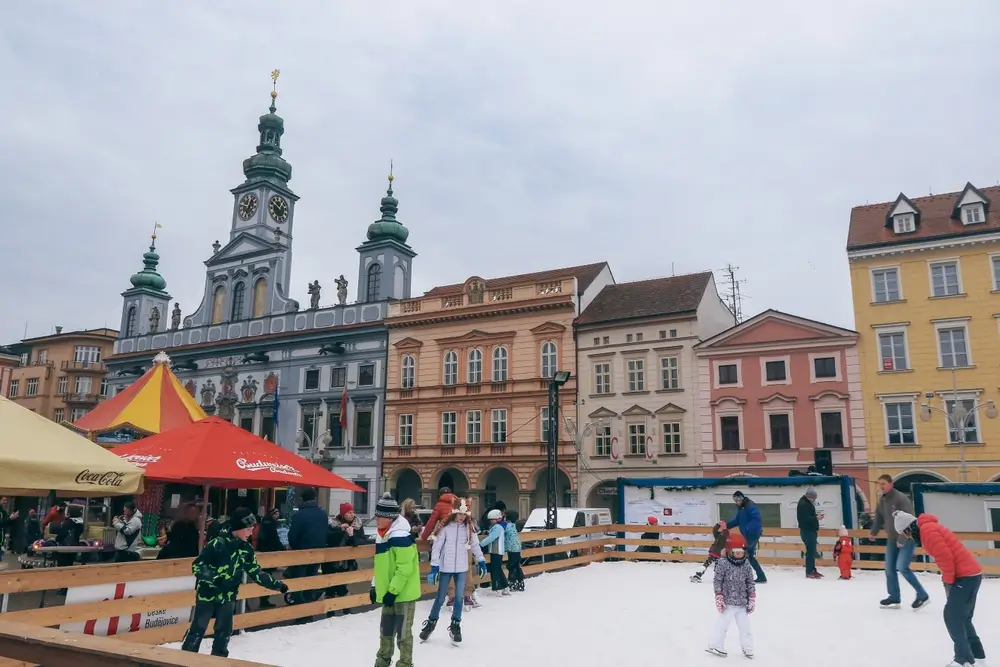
left=37, top=350, right=47, bottom=363
left=491, top=409, right=508, bottom=443
left=53, top=408, right=64, bottom=423
left=872, top=268, right=900, bottom=303
left=74, top=376, right=92, bottom=394
left=239, top=413, right=254, bottom=432
left=938, top=327, right=970, bottom=368
left=300, top=410, right=317, bottom=443
left=25, top=378, right=38, bottom=397
left=100, top=378, right=110, bottom=397
left=398, top=414, right=414, bottom=447
left=659, top=330, right=667, bottom=339
left=945, top=399, right=979, bottom=443
left=893, top=214, right=915, bottom=234
left=930, top=261, right=961, bottom=297
left=636, top=332, right=643, bottom=342
left=593, top=337, right=600, bottom=346
left=626, top=359, right=645, bottom=392
left=720, top=416, right=740, bottom=450
left=330, top=367, right=346, bottom=388
left=718, top=364, right=738, bottom=385
left=885, top=402, right=916, bottom=445
left=877, top=332, right=908, bottom=371
left=813, top=357, right=837, bottom=379
left=626, top=334, right=633, bottom=343
left=353, top=480, right=370, bottom=515
left=358, top=364, right=375, bottom=387
left=18, top=353, right=27, bottom=366
left=964, top=205, right=983, bottom=224
left=659, top=357, right=679, bottom=390
left=441, top=412, right=457, bottom=445
left=468, top=352, right=482, bottom=384
left=594, top=362, right=611, bottom=394
left=768, top=413, right=791, bottom=449
left=820, top=412, right=844, bottom=447
left=466, top=411, right=482, bottom=444
left=540, top=407, right=551, bottom=443
left=602, top=336, right=609, bottom=345
left=443, top=354, right=458, bottom=386
left=7, top=380, right=17, bottom=397
left=595, top=425, right=611, bottom=456
left=71, top=407, right=88, bottom=421
left=304, top=369, right=320, bottom=391
left=329, top=417, right=343, bottom=447
left=260, top=414, right=275, bottom=442
left=355, top=410, right=373, bottom=447
left=662, top=422, right=681, bottom=454
left=993, top=257, right=1000, bottom=290
left=73, top=346, right=102, bottom=364
left=628, top=423, right=646, bottom=455
left=765, top=360, right=786, bottom=382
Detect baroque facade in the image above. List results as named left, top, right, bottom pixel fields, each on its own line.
left=382, top=263, right=613, bottom=517
left=573, top=272, right=733, bottom=518
left=103, top=85, right=417, bottom=517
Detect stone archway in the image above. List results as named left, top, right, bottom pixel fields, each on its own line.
left=434, top=467, right=470, bottom=497
left=393, top=467, right=422, bottom=504
left=530, top=466, right=572, bottom=511
left=585, top=480, right=620, bottom=522
left=481, top=466, right=519, bottom=516
left=892, top=470, right=949, bottom=496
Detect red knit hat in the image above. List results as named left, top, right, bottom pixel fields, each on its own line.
left=647, top=516, right=658, bottom=525
left=726, top=533, right=747, bottom=550
left=339, top=502, right=354, bottom=516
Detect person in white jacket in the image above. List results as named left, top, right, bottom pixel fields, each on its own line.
left=112, top=502, right=143, bottom=562
left=418, top=497, right=486, bottom=645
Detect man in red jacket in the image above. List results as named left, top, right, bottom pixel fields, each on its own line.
left=894, top=511, right=985, bottom=667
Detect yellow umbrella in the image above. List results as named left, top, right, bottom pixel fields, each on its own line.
left=0, top=396, right=144, bottom=496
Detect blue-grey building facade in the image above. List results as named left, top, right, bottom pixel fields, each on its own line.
left=104, top=88, right=417, bottom=517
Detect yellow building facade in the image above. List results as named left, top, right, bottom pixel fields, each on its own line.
left=847, top=183, right=1000, bottom=496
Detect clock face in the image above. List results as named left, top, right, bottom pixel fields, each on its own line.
left=237, top=194, right=258, bottom=221
left=268, top=195, right=290, bottom=223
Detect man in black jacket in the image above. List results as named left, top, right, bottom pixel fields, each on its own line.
left=797, top=487, right=821, bottom=579
left=255, top=508, right=284, bottom=609
left=286, top=488, right=328, bottom=615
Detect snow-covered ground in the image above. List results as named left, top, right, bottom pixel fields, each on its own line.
left=172, top=562, right=997, bottom=666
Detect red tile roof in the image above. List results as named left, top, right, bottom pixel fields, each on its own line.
left=423, top=262, right=608, bottom=297
left=575, top=271, right=715, bottom=325
left=847, top=184, right=1000, bottom=251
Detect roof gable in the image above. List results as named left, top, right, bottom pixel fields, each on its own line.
left=588, top=406, right=618, bottom=419
left=885, top=193, right=920, bottom=227
left=621, top=404, right=653, bottom=417
left=205, top=233, right=281, bottom=266
left=530, top=321, right=567, bottom=336
left=697, top=310, right=857, bottom=350
left=394, top=337, right=423, bottom=350
left=575, top=272, right=713, bottom=326
left=952, top=182, right=991, bottom=222
left=654, top=402, right=686, bottom=415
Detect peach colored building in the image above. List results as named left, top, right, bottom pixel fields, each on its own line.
left=0, top=347, right=17, bottom=398
left=383, top=263, right=613, bottom=516
left=695, top=311, right=868, bottom=501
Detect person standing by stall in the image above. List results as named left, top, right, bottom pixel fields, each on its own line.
left=112, top=501, right=143, bottom=563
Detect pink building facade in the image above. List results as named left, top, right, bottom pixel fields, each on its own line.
left=695, top=310, right=868, bottom=489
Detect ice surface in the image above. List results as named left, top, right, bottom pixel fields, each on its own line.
left=167, top=562, right=997, bottom=666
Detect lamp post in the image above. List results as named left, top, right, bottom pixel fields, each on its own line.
left=547, top=370, right=572, bottom=529
left=295, top=423, right=332, bottom=462
left=919, top=371, right=997, bottom=482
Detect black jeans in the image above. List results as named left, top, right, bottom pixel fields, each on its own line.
left=488, top=554, right=507, bottom=590
left=506, top=551, right=523, bottom=586
left=181, top=600, right=235, bottom=658
left=944, top=574, right=983, bottom=665
left=800, top=530, right=818, bottom=574
left=114, top=550, right=140, bottom=563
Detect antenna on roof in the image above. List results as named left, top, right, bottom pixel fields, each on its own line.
left=720, top=264, right=747, bottom=326
left=671, top=262, right=675, bottom=276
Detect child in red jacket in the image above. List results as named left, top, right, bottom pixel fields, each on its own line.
left=832, top=526, right=853, bottom=580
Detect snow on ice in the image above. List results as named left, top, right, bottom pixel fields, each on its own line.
left=168, top=562, right=997, bottom=666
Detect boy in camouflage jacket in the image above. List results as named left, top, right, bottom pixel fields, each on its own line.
left=181, top=508, right=287, bottom=657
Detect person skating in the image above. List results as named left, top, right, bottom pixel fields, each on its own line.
left=502, top=509, right=524, bottom=592
left=480, top=509, right=508, bottom=595
left=419, top=497, right=487, bottom=645
left=370, top=493, right=421, bottom=667
left=692, top=522, right=730, bottom=583
left=707, top=534, right=757, bottom=659
left=870, top=474, right=929, bottom=609
left=833, top=526, right=854, bottom=580
left=721, top=491, right=766, bottom=583
left=895, top=511, right=985, bottom=667
left=637, top=516, right=663, bottom=554
left=181, top=508, right=287, bottom=658
left=419, top=487, right=458, bottom=541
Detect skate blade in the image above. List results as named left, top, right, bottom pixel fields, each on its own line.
left=690, top=577, right=702, bottom=583
left=879, top=603, right=900, bottom=610
left=705, top=648, right=727, bottom=658
left=743, top=654, right=754, bottom=660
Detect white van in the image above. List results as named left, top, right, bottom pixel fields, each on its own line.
left=520, top=507, right=613, bottom=562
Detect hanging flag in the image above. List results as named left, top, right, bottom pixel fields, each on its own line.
left=339, top=384, right=348, bottom=431
left=272, top=386, right=280, bottom=436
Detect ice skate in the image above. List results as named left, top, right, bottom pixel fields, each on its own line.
left=448, top=620, right=462, bottom=645
left=690, top=571, right=704, bottom=583
left=911, top=595, right=930, bottom=610
left=742, top=650, right=754, bottom=660
left=446, top=596, right=454, bottom=607
left=943, top=662, right=973, bottom=667
left=465, top=594, right=479, bottom=608
left=501, top=588, right=511, bottom=596
left=879, top=597, right=901, bottom=609
left=418, top=619, right=436, bottom=642
left=706, top=647, right=728, bottom=657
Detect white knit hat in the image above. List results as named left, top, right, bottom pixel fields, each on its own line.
left=893, top=510, right=917, bottom=535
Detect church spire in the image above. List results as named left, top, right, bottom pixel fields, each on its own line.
left=129, top=225, right=168, bottom=292
left=241, top=69, right=292, bottom=186
left=366, top=164, right=409, bottom=244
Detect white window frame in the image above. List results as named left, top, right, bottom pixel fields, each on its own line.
left=468, top=349, right=483, bottom=384
left=540, top=406, right=550, bottom=442
left=874, top=324, right=910, bottom=372
left=940, top=392, right=982, bottom=444
left=713, top=359, right=742, bottom=389
left=626, top=358, right=645, bottom=392
left=893, top=214, right=915, bottom=234
left=400, top=354, right=415, bottom=389
left=398, top=414, right=414, bottom=447
left=760, top=355, right=791, bottom=386
left=8, top=379, right=18, bottom=397
left=962, top=203, right=985, bottom=225
left=540, top=341, right=557, bottom=379
left=594, top=424, right=612, bottom=456
left=928, top=259, right=963, bottom=298
left=991, top=254, right=1000, bottom=291
left=870, top=265, right=903, bottom=303
left=491, top=346, right=509, bottom=382
left=934, top=319, right=972, bottom=368
left=57, top=376, right=68, bottom=395
left=659, top=356, right=680, bottom=390
left=818, top=409, right=847, bottom=448
left=661, top=421, right=682, bottom=454
left=25, top=378, right=38, bottom=397
left=763, top=409, right=795, bottom=450
left=74, top=376, right=93, bottom=394
left=808, top=352, right=841, bottom=382
left=491, top=408, right=508, bottom=443
left=441, top=411, right=457, bottom=445
left=878, top=394, right=919, bottom=447
left=718, top=413, right=743, bottom=451
left=53, top=407, right=64, bottom=423
left=73, top=346, right=102, bottom=364
left=627, top=422, right=646, bottom=455
left=466, top=410, right=482, bottom=444
left=100, top=378, right=110, bottom=397
left=593, top=362, right=612, bottom=395
left=443, top=350, right=458, bottom=386
left=71, top=407, right=88, bottom=421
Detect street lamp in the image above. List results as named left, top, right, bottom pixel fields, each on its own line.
left=920, top=375, right=997, bottom=482
left=546, top=371, right=572, bottom=529
left=295, top=427, right=332, bottom=462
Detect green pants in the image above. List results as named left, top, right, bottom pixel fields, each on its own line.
left=375, top=601, right=416, bottom=667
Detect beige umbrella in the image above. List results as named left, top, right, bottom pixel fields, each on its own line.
left=0, top=396, right=144, bottom=496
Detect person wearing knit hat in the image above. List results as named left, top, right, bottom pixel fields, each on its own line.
left=323, top=501, right=368, bottom=614
left=797, top=488, right=822, bottom=579
left=637, top=516, right=663, bottom=555
left=371, top=493, right=420, bottom=667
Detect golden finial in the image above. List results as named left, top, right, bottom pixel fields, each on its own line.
left=151, top=221, right=162, bottom=242
left=388, top=159, right=394, bottom=183
left=270, top=69, right=280, bottom=100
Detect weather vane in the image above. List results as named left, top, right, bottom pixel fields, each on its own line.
left=151, top=221, right=162, bottom=242
left=388, top=159, right=394, bottom=183
left=270, top=69, right=280, bottom=100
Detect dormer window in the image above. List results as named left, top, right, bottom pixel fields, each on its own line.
left=952, top=182, right=990, bottom=226
left=962, top=204, right=984, bottom=225
left=893, top=214, right=915, bottom=234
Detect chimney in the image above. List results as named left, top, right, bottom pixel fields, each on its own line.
left=54, top=326, right=63, bottom=334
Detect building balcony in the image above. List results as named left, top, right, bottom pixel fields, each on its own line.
left=61, top=360, right=108, bottom=374
left=384, top=441, right=577, bottom=459
left=64, top=392, right=100, bottom=405
left=388, top=377, right=577, bottom=401
left=19, top=359, right=53, bottom=368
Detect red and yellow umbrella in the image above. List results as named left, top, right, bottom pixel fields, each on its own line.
left=72, top=352, right=205, bottom=438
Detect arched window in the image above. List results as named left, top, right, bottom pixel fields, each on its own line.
left=443, top=350, right=458, bottom=385
left=401, top=354, right=415, bottom=389
left=492, top=346, right=508, bottom=382
left=541, top=341, right=557, bottom=378
left=366, top=263, right=382, bottom=301
left=231, top=282, right=246, bottom=320
left=211, top=286, right=226, bottom=324
left=124, top=306, right=136, bottom=337
left=468, top=349, right=482, bottom=384
left=252, top=279, right=267, bottom=318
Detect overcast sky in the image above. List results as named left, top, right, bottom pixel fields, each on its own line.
left=3, top=2, right=999, bottom=342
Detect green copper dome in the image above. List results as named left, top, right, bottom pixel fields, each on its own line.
left=366, top=177, right=409, bottom=244
left=242, top=97, right=292, bottom=185
left=129, top=241, right=167, bottom=291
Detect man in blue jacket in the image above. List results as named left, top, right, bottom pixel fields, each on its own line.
left=721, top=491, right=766, bottom=583
left=287, top=487, right=329, bottom=614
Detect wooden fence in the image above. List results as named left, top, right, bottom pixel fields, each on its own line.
left=0, top=523, right=997, bottom=666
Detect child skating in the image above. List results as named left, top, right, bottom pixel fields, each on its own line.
left=480, top=509, right=509, bottom=595
left=833, top=526, right=854, bottom=580
left=502, top=509, right=524, bottom=592
left=691, top=522, right=730, bottom=583
left=707, top=533, right=756, bottom=659
left=370, top=494, right=421, bottom=667
left=419, top=497, right=487, bottom=645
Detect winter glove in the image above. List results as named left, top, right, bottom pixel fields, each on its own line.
left=277, top=582, right=289, bottom=594
left=478, top=560, right=488, bottom=578
left=428, top=566, right=440, bottom=586
left=382, top=591, right=397, bottom=607
left=747, top=595, right=756, bottom=614
left=369, top=587, right=377, bottom=604
left=714, top=594, right=726, bottom=613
